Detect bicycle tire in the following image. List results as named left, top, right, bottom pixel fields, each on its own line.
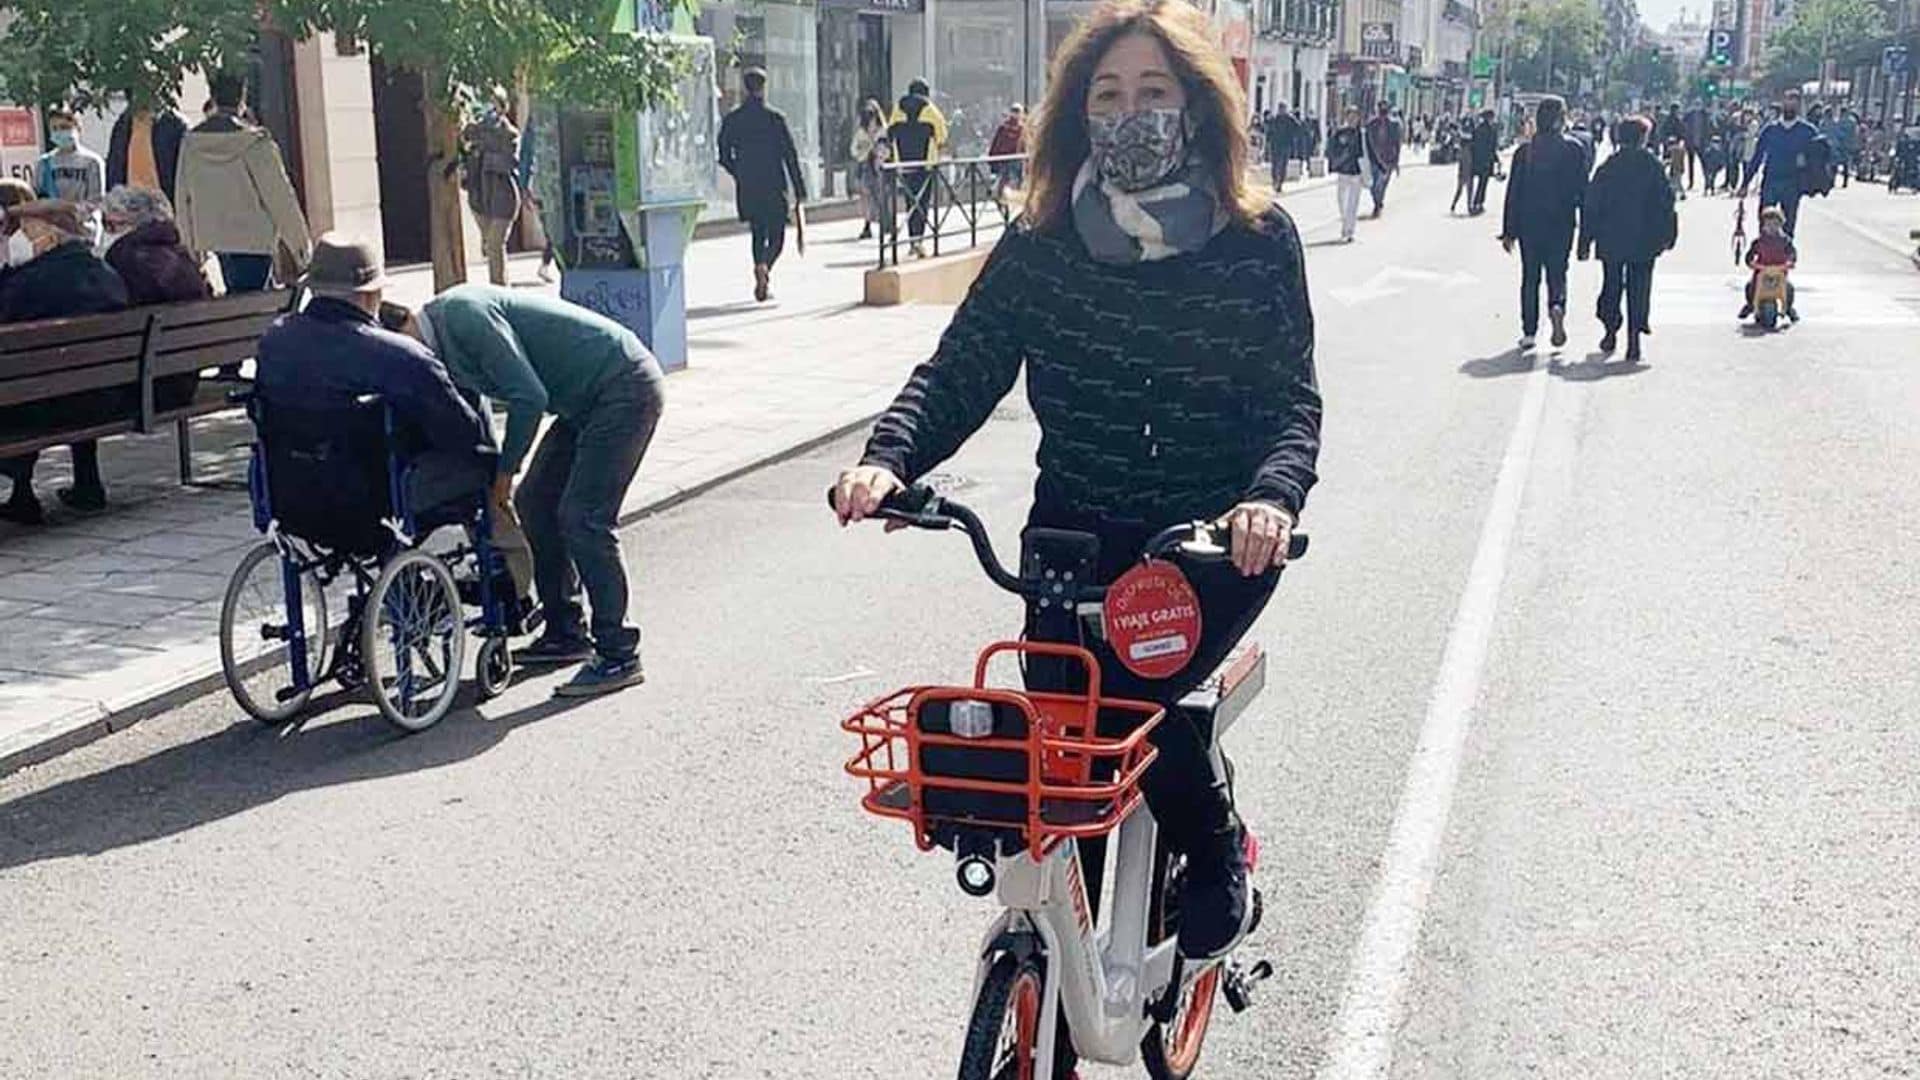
left=1142, top=845, right=1222, bottom=1080
left=362, top=549, right=464, bottom=733
left=957, top=952, right=1046, bottom=1080
left=220, top=541, right=328, bottom=724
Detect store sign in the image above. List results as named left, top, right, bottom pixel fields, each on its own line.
left=1706, top=28, right=1736, bottom=66
left=0, top=106, right=39, bottom=188
left=1360, top=22, right=1397, bottom=61
left=822, top=0, right=925, bottom=12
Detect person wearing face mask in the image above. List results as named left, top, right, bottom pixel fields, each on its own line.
left=832, top=0, right=1320, bottom=974
left=0, top=200, right=132, bottom=522
left=34, top=109, right=106, bottom=208
left=1741, top=90, right=1819, bottom=240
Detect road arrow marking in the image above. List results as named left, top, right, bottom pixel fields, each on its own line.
left=1328, top=266, right=1482, bottom=306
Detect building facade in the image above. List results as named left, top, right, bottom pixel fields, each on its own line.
left=1252, top=0, right=1339, bottom=126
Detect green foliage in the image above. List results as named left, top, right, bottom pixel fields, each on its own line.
left=1609, top=42, right=1681, bottom=107
left=1761, top=0, right=1890, bottom=91
left=0, top=0, right=695, bottom=112
left=1495, top=0, right=1606, bottom=94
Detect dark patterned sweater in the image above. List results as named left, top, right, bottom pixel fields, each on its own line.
left=861, top=206, right=1321, bottom=533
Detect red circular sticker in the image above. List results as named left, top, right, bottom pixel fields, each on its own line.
left=1103, top=561, right=1203, bottom=680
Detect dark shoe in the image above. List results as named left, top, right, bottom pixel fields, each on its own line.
left=1599, top=330, right=1618, bottom=354
left=1549, top=306, right=1568, bottom=348
left=0, top=497, right=45, bottom=526
left=1786, top=308, right=1800, bottom=323
left=513, top=635, right=594, bottom=667
left=56, top=485, right=107, bottom=513
left=1626, top=342, right=1643, bottom=363
left=1177, top=829, right=1261, bottom=961
left=553, top=655, right=645, bottom=698
left=1737, top=304, right=1753, bottom=319
left=858, top=224, right=873, bottom=240
left=752, top=264, right=770, bottom=303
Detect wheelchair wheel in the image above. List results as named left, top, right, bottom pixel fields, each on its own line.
left=476, top=636, right=513, bottom=701
left=220, top=541, right=329, bottom=724
left=362, top=549, right=464, bottom=733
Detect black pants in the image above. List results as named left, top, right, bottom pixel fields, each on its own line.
left=1019, top=525, right=1275, bottom=913
left=1597, top=259, right=1654, bottom=336
left=1685, top=142, right=1700, bottom=187
left=1470, top=172, right=1491, bottom=212
left=902, top=168, right=932, bottom=241
left=1724, top=158, right=1742, bottom=191
left=514, top=363, right=665, bottom=662
left=748, top=205, right=787, bottom=269
left=1519, top=230, right=1574, bottom=336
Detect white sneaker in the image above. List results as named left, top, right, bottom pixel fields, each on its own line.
left=1518, top=335, right=1537, bottom=350
left=537, top=265, right=556, bottom=284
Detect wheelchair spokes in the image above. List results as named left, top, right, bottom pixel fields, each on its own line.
left=219, top=541, right=330, bottom=724
left=364, top=550, right=465, bottom=733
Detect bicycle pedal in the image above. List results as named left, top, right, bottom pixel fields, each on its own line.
left=1223, top=957, right=1275, bottom=1014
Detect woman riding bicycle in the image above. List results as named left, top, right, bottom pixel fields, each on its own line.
left=831, top=0, right=1321, bottom=966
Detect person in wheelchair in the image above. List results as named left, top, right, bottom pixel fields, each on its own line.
left=254, top=234, right=528, bottom=602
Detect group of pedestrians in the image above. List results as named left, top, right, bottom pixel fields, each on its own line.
left=1500, top=97, right=1679, bottom=362
left=1326, top=102, right=1404, bottom=242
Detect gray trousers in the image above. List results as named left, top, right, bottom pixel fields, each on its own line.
left=513, top=361, right=665, bottom=661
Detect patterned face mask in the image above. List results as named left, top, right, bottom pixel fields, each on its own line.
left=1088, top=108, right=1190, bottom=192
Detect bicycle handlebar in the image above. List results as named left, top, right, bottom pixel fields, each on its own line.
left=830, top=483, right=1308, bottom=599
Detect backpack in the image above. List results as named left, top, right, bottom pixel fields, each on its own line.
left=1799, top=134, right=1836, bottom=197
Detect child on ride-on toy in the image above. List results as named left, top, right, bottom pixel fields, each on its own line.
left=1739, top=205, right=1797, bottom=323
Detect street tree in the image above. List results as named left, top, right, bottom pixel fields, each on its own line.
left=1608, top=41, right=1681, bottom=109
left=0, top=0, right=692, bottom=290
left=1761, top=0, right=1891, bottom=94
left=1500, top=0, right=1606, bottom=96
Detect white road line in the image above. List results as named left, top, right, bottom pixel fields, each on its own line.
left=1320, top=360, right=1553, bottom=1080
left=1806, top=201, right=1916, bottom=261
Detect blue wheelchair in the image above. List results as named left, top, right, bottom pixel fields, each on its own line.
left=218, top=391, right=537, bottom=732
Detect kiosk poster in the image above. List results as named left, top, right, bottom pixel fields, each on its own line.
left=636, top=36, right=718, bottom=208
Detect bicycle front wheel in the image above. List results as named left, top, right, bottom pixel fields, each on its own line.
left=957, top=952, right=1047, bottom=1080
left=219, top=541, right=329, bottom=724
left=362, top=549, right=464, bottom=733
left=1142, top=849, right=1221, bottom=1080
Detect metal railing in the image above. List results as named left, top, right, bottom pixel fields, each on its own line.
left=873, top=153, right=1025, bottom=269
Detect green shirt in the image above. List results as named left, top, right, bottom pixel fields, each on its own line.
left=422, top=285, right=646, bottom=474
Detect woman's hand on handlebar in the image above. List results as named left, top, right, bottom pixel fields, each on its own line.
left=832, top=465, right=906, bottom=527
left=1219, top=501, right=1297, bottom=577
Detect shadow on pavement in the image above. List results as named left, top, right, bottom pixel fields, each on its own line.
left=1550, top=355, right=1650, bottom=381
left=0, top=689, right=597, bottom=872
left=1304, top=238, right=1356, bottom=249
left=1459, top=349, right=1538, bottom=378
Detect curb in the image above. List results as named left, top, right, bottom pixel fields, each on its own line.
left=0, top=407, right=886, bottom=782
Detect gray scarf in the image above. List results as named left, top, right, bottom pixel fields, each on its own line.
left=1071, top=154, right=1227, bottom=265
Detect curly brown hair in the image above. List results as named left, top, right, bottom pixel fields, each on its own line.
left=1023, top=0, right=1269, bottom=234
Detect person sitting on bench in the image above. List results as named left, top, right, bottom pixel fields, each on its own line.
left=0, top=198, right=131, bottom=523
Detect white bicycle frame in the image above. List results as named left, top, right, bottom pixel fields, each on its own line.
left=963, top=648, right=1268, bottom=1076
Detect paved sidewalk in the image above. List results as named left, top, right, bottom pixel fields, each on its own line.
left=0, top=214, right=957, bottom=774
left=1805, top=182, right=1920, bottom=267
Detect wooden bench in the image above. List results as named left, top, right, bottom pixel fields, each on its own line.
left=0, top=290, right=295, bottom=484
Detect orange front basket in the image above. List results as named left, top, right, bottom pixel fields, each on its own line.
left=843, top=641, right=1163, bottom=860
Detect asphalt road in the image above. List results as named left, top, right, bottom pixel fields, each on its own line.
left=4, top=165, right=1919, bottom=1080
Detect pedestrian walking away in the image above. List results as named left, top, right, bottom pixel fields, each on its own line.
left=1500, top=95, right=1589, bottom=351
left=456, top=88, right=523, bottom=288
left=1363, top=101, right=1402, bottom=216
left=834, top=5, right=1321, bottom=1035
left=889, top=78, right=949, bottom=259
left=410, top=285, right=666, bottom=698
left=106, top=96, right=187, bottom=202
left=176, top=69, right=312, bottom=296
left=1578, top=116, right=1676, bottom=363
left=1740, top=89, right=1819, bottom=240
left=1329, top=107, right=1366, bottom=241
left=718, top=68, right=808, bottom=303
left=1267, top=102, right=1304, bottom=192
left=1466, top=108, right=1499, bottom=214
